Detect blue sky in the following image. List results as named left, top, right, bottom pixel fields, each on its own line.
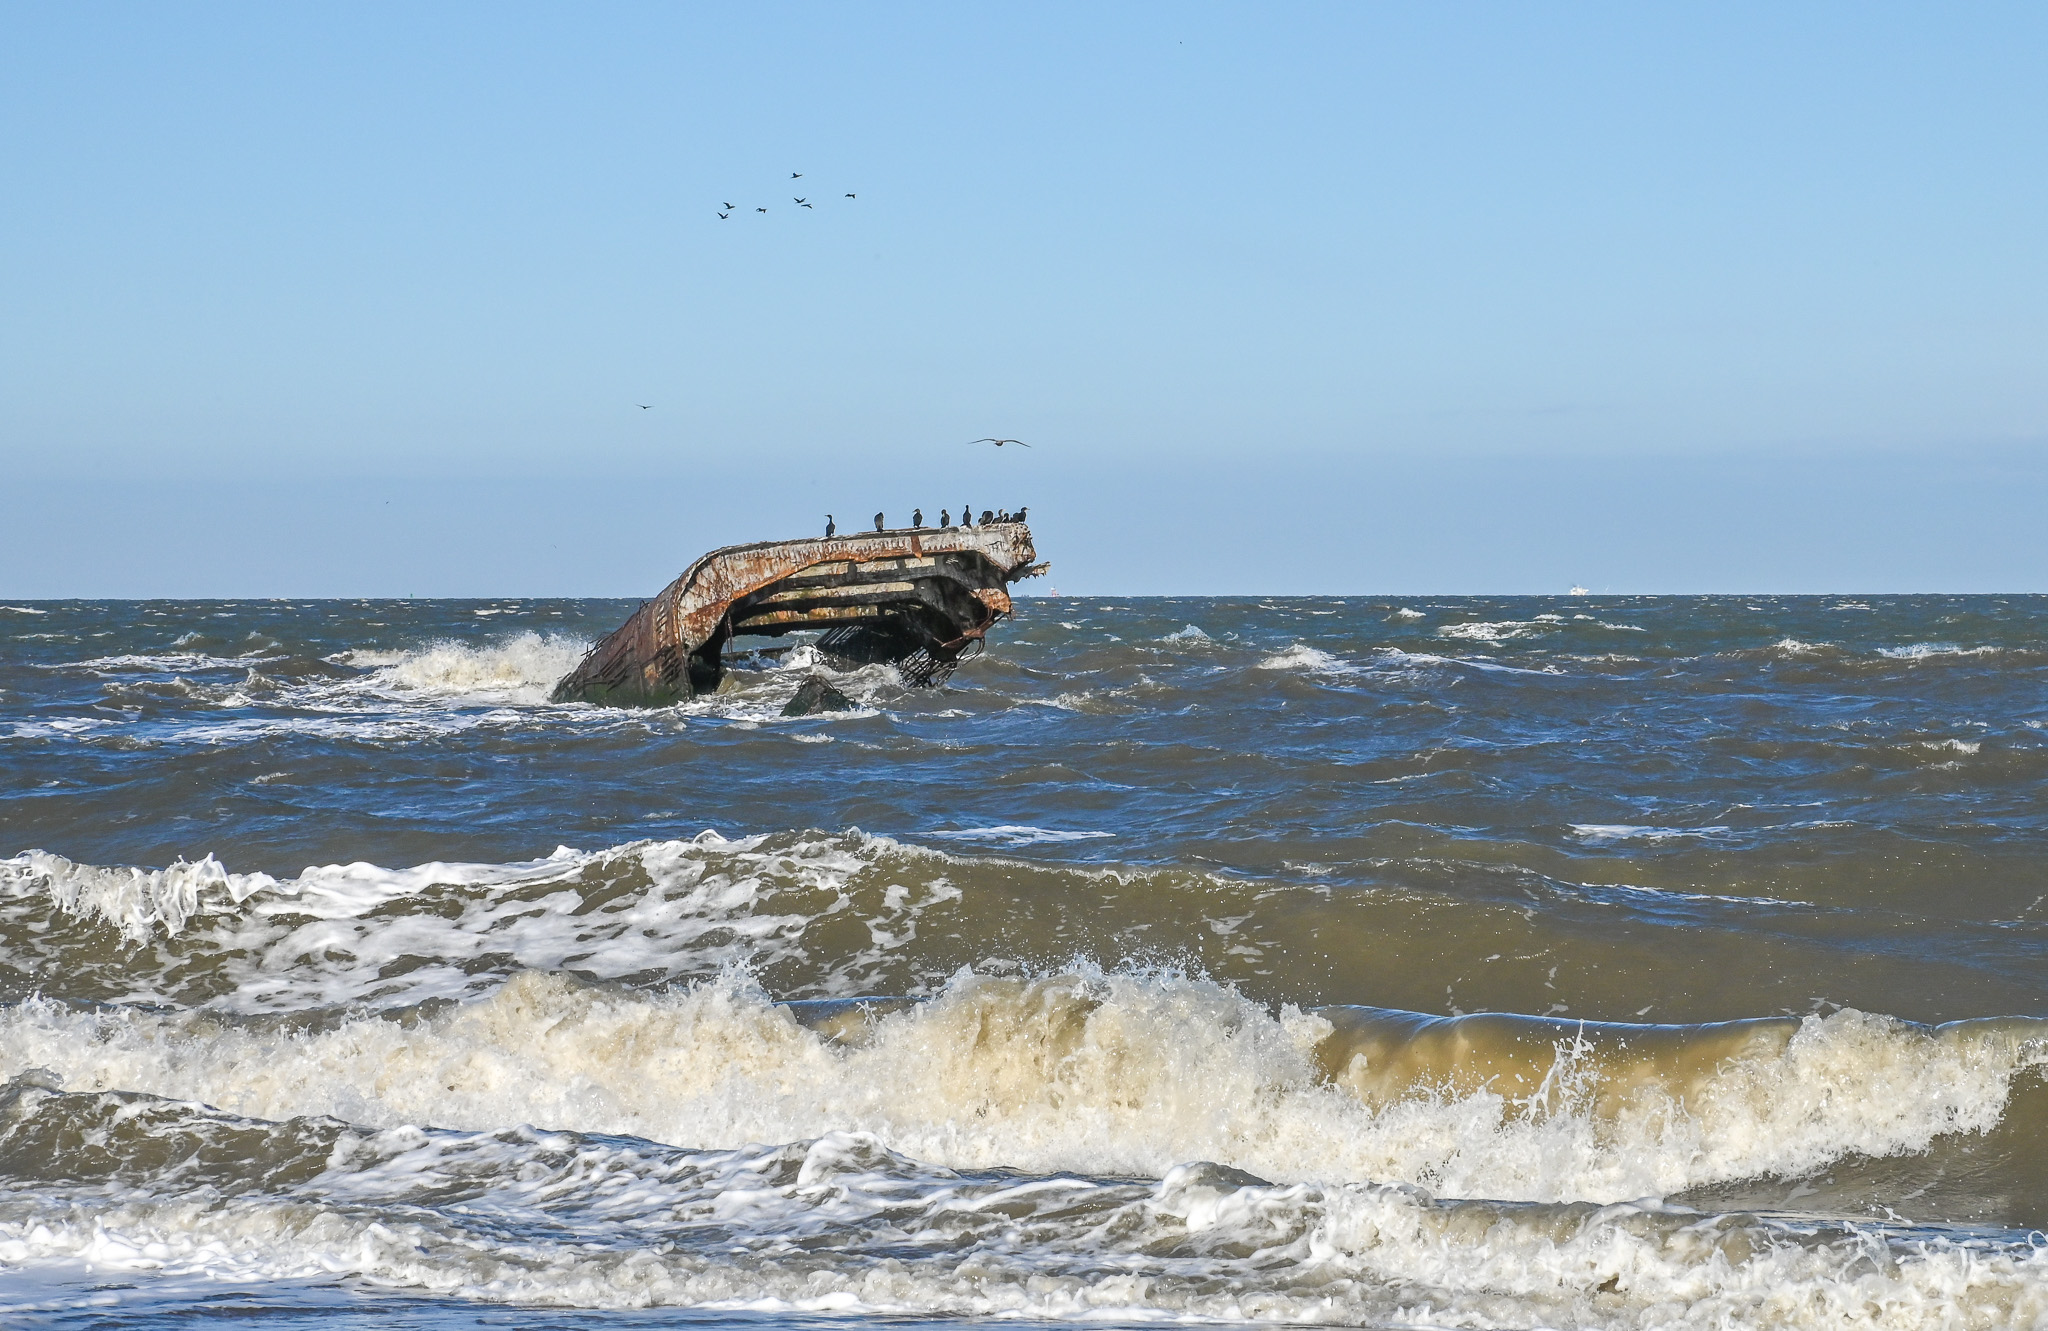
left=5, top=2, right=2045, bottom=594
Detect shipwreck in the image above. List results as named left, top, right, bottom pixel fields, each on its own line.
left=551, top=521, right=1044, bottom=705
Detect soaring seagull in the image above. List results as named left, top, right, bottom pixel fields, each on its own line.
left=969, top=437, right=1031, bottom=448
left=637, top=404, right=653, bottom=410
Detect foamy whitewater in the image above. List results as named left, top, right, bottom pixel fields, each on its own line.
left=4, top=595, right=2048, bottom=1329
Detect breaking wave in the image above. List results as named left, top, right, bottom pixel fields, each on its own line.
left=1, top=969, right=2043, bottom=1212
left=0, top=1082, right=2043, bottom=1325
left=4, top=840, right=2048, bottom=1224
left=342, top=631, right=591, bottom=704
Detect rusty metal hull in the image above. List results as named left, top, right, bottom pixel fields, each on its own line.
left=551, top=524, right=1042, bottom=706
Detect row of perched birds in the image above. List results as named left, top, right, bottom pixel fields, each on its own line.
left=824, top=506, right=1027, bottom=537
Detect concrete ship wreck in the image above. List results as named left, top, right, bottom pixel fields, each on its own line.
left=551, top=522, right=1045, bottom=706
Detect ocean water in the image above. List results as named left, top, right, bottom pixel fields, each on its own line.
left=2, top=594, right=2047, bottom=1329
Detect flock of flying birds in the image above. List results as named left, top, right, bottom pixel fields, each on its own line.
left=718, top=172, right=854, bottom=219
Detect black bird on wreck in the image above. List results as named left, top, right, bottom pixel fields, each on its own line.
left=550, top=517, right=1046, bottom=705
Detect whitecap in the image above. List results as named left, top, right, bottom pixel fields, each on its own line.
left=1437, top=620, right=1555, bottom=642
left=1375, top=648, right=1558, bottom=676
left=924, top=825, right=1114, bottom=846
left=0, top=966, right=2042, bottom=1216
left=341, top=632, right=589, bottom=704
left=1879, top=643, right=2000, bottom=660
left=1254, top=643, right=1362, bottom=675
left=1569, top=824, right=1734, bottom=845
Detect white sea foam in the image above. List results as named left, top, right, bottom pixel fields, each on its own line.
left=342, top=632, right=590, bottom=704
left=23, top=629, right=904, bottom=744
left=1161, top=624, right=1211, bottom=641
left=3, top=834, right=2048, bottom=1327
left=1389, top=607, right=1425, bottom=620
left=0, top=1108, right=2041, bottom=1325
left=1569, top=824, right=1734, bottom=846
left=0, top=834, right=984, bottom=1011
left=0, top=606, right=48, bottom=615
left=1879, top=642, right=2000, bottom=661
left=925, top=825, right=1115, bottom=846
left=1437, top=620, right=1555, bottom=643
left=1254, top=643, right=1362, bottom=675
left=0, top=970, right=2041, bottom=1218
left=3, top=851, right=279, bottom=941
left=50, top=651, right=275, bottom=674
left=3, top=718, right=120, bottom=740
left=1375, top=649, right=1559, bottom=676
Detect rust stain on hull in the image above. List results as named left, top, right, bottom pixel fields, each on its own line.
left=551, top=524, right=1043, bottom=706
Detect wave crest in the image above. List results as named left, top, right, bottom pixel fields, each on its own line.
left=3, top=967, right=2044, bottom=1212
left=343, top=631, right=590, bottom=703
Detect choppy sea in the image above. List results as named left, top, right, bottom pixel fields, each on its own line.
left=3, top=594, right=2047, bottom=1329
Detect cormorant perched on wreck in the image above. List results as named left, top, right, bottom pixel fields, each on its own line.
left=825, top=515, right=835, bottom=538
left=980, top=510, right=994, bottom=526
left=939, top=509, right=950, bottom=527
left=912, top=507, right=924, bottom=527
left=1014, top=506, right=1027, bottom=523
left=873, top=512, right=885, bottom=532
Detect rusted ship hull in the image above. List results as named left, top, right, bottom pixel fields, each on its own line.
left=551, top=523, right=1043, bottom=706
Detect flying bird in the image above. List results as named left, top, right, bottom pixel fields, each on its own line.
left=794, top=197, right=806, bottom=204
left=757, top=207, right=767, bottom=213
left=800, top=202, right=813, bottom=209
left=791, top=172, right=803, bottom=179
left=724, top=202, right=735, bottom=210
left=637, top=404, right=652, bottom=410
left=969, top=437, right=1031, bottom=448
left=717, top=212, right=729, bottom=219
left=845, top=193, right=856, bottom=199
